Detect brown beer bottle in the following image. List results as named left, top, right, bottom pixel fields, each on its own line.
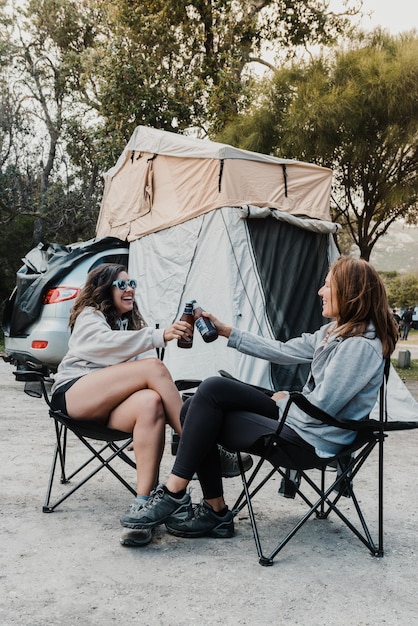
left=177, top=301, right=195, bottom=348
left=193, top=302, right=218, bottom=343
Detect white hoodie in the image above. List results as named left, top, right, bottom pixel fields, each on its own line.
left=51, top=307, right=166, bottom=393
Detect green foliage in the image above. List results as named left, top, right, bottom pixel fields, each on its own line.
left=94, top=0, right=358, bottom=138
left=390, top=275, right=418, bottom=308
left=0, top=214, right=35, bottom=307
left=0, top=0, right=362, bottom=307
left=219, top=31, right=418, bottom=261
left=380, top=271, right=418, bottom=308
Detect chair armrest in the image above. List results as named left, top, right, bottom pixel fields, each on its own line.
left=282, top=391, right=382, bottom=433
left=175, top=379, right=202, bottom=391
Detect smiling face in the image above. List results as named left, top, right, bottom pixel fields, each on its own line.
left=318, top=271, right=339, bottom=319
left=112, top=270, right=136, bottom=317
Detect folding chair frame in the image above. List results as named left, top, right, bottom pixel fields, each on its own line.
left=16, top=371, right=136, bottom=513
left=43, top=412, right=136, bottom=513
left=233, top=433, right=384, bottom=566
left=231, top=365, right=418, bottom=566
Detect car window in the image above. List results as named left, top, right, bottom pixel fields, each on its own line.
left=89, top=254, right=129, bottom=272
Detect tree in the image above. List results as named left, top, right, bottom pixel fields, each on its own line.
left=94, top=0, right=360, bottom=142
left=0, top=1, right=105, bottom=243
left=383, top=272, right=418, bottom=309
left=218, top=31, right=418, bottom=260
left=0, top=0, right=361, bottom=308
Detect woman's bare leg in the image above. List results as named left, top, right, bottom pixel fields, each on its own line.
left=65, top=358, right=183, bottom=435
left=108, top=389, right=166, bottom=494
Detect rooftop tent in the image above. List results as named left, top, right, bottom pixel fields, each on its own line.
left=96, top=126, right=339, bottom=390
left=96, top=125, right=333, bottom=240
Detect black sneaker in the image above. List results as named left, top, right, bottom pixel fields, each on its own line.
left=120, top=484, right=192, bottom=529
left=165, top=500, right=235, bottom=538
left=219, top=446, right=253, bottom=478
left=278, top=469, right=301, bottom=499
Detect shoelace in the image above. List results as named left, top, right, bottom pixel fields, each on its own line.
left=129, top=498, right=147, bottom=513
left=143, top=487, right=165, bottom=509
left=193, top=503, right=207, bottom=519
left=218, top=446, right=236, bottom=460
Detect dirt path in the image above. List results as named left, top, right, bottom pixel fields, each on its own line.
left=1, top=359, right=418, bottom=625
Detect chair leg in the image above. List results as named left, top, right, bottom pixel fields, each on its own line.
left=377, top=432, right=385, bottom=557
left=43, top=423, right=68, bottom=512
left=236, top=452, right=274, bottom=566
left=234, top=440, right=382, bottom=565
left=43, top=427, right=136, bottom=513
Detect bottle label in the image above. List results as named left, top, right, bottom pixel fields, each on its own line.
left=196, top=317, right=210, bottom=336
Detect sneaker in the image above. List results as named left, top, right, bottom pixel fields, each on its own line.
left=120, top=484, right=192, bottom=529
left=119, top=497, right=153, bottom=543
left=165, top=500, right=235, bottom=538
left=219, top=446, right=253, bottom=478
left=278, top=469, right=301, bottom=499
left=120, top=528, right=153, bottom=547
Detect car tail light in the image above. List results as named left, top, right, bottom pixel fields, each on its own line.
left=32, top=340, right=48, bottom=349
left=43, top=287, right=80, bottom=304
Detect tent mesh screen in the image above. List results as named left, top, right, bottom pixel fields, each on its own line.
left=247, top=216, right=330, bottom=391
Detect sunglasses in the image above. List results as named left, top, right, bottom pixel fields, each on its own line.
left=111, top=279, right=137, bottom=291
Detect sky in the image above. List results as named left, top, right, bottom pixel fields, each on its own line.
left=339, top=0, right=418, bottom=34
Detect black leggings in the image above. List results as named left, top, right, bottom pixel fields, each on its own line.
left=172, top=377, right=322, bottom=500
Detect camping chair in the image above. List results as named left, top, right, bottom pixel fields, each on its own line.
left=17, top=370, right=201, bottom=513
left=16, top=370, right=136, bottom=512
left=231, top=364, right=418, bottom=566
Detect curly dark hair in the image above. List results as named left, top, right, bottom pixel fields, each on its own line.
left=69, top=263, right=147, bottom=331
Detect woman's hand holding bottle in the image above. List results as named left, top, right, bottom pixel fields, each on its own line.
left=199, top=311, right=232, bottom=339
left=163, top=320, right=194, bottom=343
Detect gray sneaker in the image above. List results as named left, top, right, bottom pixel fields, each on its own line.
left=166, top=499, right=234, bottom=538
left=120, top=484, right=192, bottom=529
left=120, top=528, right=153, bottom=547
left=119, top=498, right=153, bottom=544
left=219, top=446, right=253, bottom=478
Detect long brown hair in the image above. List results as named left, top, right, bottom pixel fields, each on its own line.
left=330, top=256, right=398, bottom=358
left=69, top=263, right=147, bottom=331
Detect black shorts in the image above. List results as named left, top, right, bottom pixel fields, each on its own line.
left=50, top=377, right=83, bottom=415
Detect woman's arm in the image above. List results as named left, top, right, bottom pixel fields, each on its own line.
left=69, top=308, right=165, bottom=365
left=203, top=311, right=326, bottom=365
left=275, top=337, right=384, bottom=424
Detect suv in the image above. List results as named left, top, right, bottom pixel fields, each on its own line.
left=2, top=237, right=129, bottom=376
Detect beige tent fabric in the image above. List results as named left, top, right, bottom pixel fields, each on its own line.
left=104, top=153, right=154, bottom=226
left=96, top=127, right=333, bottom=241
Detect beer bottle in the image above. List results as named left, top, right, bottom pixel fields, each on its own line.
left=177, top=301, right=195, bottom=348
left=193, top=302, right=218, bottom=343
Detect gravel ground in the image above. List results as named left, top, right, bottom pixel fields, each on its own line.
left=1, top=358, right=418, bottom=626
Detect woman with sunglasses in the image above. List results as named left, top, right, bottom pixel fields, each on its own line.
left=51, top=263, right=193, bottom=546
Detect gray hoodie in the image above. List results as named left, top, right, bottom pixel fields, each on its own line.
left=228, top=322, right=384, bottom=457
left=52, top=307, right=166, bottom=393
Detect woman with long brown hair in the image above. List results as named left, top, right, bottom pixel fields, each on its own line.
left=119, top=256, right=399, bottom=543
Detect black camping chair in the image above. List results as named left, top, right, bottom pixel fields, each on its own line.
left=231, top=364, right=418, bottom=566
left=16, top=370, right=136, bottom=512
left=17, top=370, right=201, bottom=513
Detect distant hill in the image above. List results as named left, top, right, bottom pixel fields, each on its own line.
left=368, top=223, right=418, bottom=274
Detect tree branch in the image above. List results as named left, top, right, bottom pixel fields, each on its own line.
left=247, top=56, right=279, bottom=74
